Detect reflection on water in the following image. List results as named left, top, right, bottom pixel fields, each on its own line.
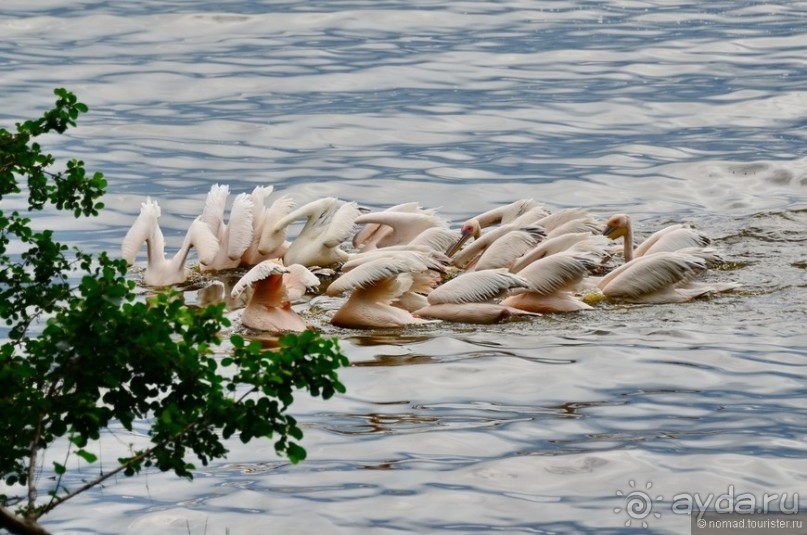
left=2, top=0, right=806, bottom=533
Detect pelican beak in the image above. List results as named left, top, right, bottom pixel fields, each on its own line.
left=602, top=225, right=625, bottom=240
left=446, top=231, right=472, bottom=257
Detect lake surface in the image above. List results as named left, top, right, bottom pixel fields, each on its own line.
left=1, top=1, right=806, bottom=533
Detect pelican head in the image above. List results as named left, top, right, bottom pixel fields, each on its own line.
left=602, top=214, right=630, bottom=240
left=446, top=219, right=481, bottom=257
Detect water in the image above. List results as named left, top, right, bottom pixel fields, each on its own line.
left=1, top=1, right=806, bottom=533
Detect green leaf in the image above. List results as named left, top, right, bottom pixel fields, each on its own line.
left=75, top=449, right=98, bottom=464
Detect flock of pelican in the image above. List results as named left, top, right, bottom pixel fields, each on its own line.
left=122, top=184, right=739, bottom=333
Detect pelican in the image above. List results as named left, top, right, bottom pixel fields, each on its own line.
left=230, top=260, right=316, bottom=332
left=602, top=213, right=710, bottom=262
left=199, top=184, right=255, bottom=271
left=121, top=197, right=218, bottom=287
left=456, top=198, right=548, bottom=233
left=446, top=201, right=549, bottom=259
left=241, top=190, right=296, bottom=266
left=532, top=208, right=594, bottom=233
left=471, top=226, right=546, bottom=271
left=449, top=222, right=546, bottom=269
left=509, top=232, right=598, bottom=273
left=545, top=217, right=601, bottom=239
left=352, top=202, right=441, bottom=250
left=283, top=263, right=322, bottom=301
left=502, top=252, right=597, bottom=313
left=326, top=252, right=445, bottom=328
left=276, top=197, right=361, bottom=267
left=353, top=207, right=449, bottom=250
left=414, top=269, right=540, bottom=324
left=407, top=227, right=462, bottom=253
left=342, top=247, right=449, bottom=272
left=596, top=249, right=738, bottom=304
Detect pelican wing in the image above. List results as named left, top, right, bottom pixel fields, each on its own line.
left=326, top=254, right=430, bottom=296
left=532, top=208, right=590, bottom=232
left=322, top=201, right=361, bottom=248
left=200, top=184, right=229, bottom=234
left=283, top=264, right=320, bottom=301
left=231, top=260, right=288, bottom=298
left=427, top=268, right=529, bottom=305
left=510, top=232, right=592, bottom=272
left=545, top=218, right=601, bottom=239
left=225, top=193, right=255, bottom=259
left=343, top=248, right=447, bottom=273
left=598, top=251, right=707, bottom=299
left=636, top=227, right=710, bottom=257
left=352, top=202, right=425, bottom=248
left=354, top=211, right=449, bottom=248
left=471, top=198, right=543, bottom=227
left=451, top=223, right=515, bottom=268
left=185, top=216, right=220, bottom=266
left=516, top=253, right=596, bottom=295
left=121, top=198, right=160, bottom=264
left=474, top=228, right=544, bottom=271
left=258, top=195, right=296, bottom=255
left=249, top=185, right=274, bottom=228
left=408, top=227, right=462, bottom=252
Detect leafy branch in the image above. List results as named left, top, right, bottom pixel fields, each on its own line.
left=0, top=89, right=349, bottom=535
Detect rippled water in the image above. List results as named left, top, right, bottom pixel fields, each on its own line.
left=2, top=1, right=806, bottom=534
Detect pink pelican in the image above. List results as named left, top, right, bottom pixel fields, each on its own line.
left=326, top=252, right=446, bottom=328
left=230, top=260, right=318, bottom=332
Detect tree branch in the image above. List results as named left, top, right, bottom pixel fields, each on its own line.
left=26, top=414, right=45, bottom=516
left=0, top=506, right=52, bottom=535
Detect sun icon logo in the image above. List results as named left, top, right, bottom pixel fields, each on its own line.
left=614, top=480, right=664, bottom=528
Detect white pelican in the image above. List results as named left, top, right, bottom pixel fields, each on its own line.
left=596, top=249, right=737, bottom=304
left=121, top=197, right=218, bottom=287
left=414, top=268, right=540, bottom=324
left=471, top=226, right=547, bottom=271
left=276, top=197, right=361, bottom=267
left=407, top=227, right=462, bottom=253
left=230, top=260, right=316, bottom=332
left=544, top=217, right=601, bottom=239
left=602, top=213, right=710, bottom=262
left=352, top=202, right=441, bottom=250
left=458, top=198, right=548, bottom=231
left=446, top=201, right=549, bottom=259
left=502, top=252, right=597, bottom=313
left=326, top=252, right=445, bottom=328
left=449, top=222, right=547, bottom=269
left=241, top=190, right=296, bottom=266
left=353, top=208, right=449, bottom=250
left=509, top=232, right=600, bottom=273
left=532, top=208, right=594, bottom=233
left=199, top=184, right=255, bottom=271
